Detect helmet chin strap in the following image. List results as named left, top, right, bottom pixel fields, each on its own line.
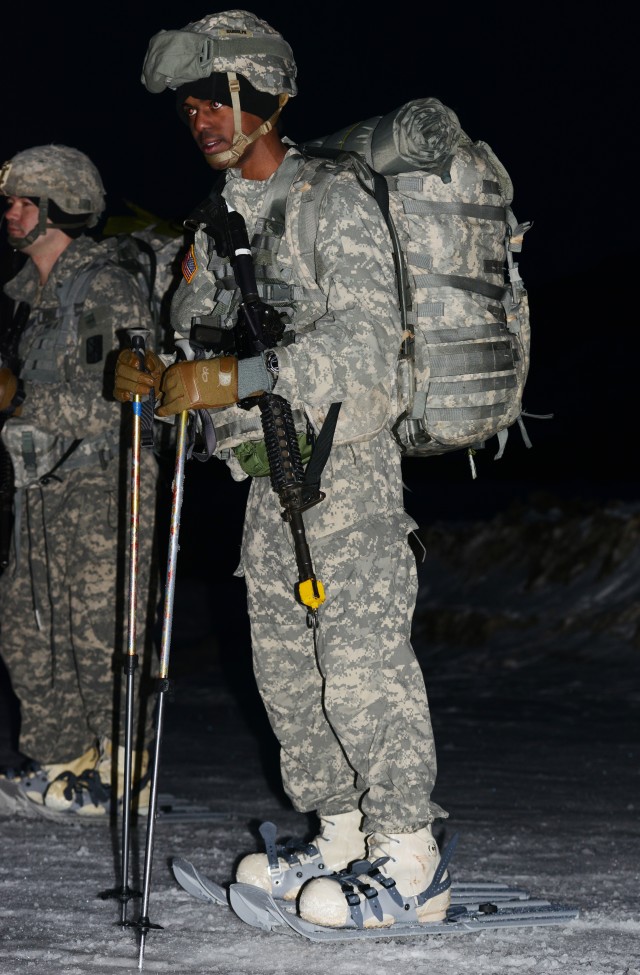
left=7, top=201, right=89, bottom=249
left=206, top=71, right=288, bottom=168
left=7, top=198, right=50, bottom=250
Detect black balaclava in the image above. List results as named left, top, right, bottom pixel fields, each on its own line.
left=175, top=72, right=280, bottom=123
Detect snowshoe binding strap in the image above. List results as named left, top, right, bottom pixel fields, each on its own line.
left=326, top=833, right=458, bottom=928
left=257, top=820, right=336, bottom=898
left=259, top=821, right=284, bottom=885
left=416, top=832, right=458, bottom=905
left=59, top=768, right=112, bottom=811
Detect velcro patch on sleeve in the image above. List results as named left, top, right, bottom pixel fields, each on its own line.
left=182, top=244, right=198, bottom=284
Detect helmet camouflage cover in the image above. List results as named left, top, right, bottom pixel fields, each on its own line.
left=142, top=8, right=297, bottom=98
left=0, top=144, right=105, bottom=226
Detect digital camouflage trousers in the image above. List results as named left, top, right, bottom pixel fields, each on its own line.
left=0, top=449, right=159, bottom=764
left=240, top=430, right=447, bottom=834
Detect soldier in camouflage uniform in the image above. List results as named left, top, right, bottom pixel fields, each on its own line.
left=116, top=10, right=450, bottom=927
left=0, top=145, right=157, bottom=817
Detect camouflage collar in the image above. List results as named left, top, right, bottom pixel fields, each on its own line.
left=3, top=235, right=102, bottom=306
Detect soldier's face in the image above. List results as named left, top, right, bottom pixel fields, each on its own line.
left=181, top=96, right=235, bottom=163
left=180, top=96, right=263, bottom=170
left=3, top=196, right=40, bottom=239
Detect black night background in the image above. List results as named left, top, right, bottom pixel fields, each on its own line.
left=0, top=4, right=638, bottom=973
left=2, top=3, right=635, bottom=510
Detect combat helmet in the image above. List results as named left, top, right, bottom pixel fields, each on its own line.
left=142, top=9, right=296, bottom=167
left=0, top=145, right=105, bottom=249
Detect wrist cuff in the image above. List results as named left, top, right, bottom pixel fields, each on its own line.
left=237, top=355, right=273, bottom=399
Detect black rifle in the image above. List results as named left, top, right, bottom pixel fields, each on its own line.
left=185, top=193, right=338, bottom=624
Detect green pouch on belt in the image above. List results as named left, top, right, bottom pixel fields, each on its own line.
left=233, top=434, right=313, bottom=477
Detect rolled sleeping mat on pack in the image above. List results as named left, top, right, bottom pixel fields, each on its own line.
left=303, top=97, right=463, bottom=177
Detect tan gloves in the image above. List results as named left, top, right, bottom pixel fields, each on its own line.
left=156, top=357, right=239, bottom=417
left=114, top=349, right=166, bottom=403
left=114, top=350, right=262, bottom=416
left=0, top=367, right=23, bottom=416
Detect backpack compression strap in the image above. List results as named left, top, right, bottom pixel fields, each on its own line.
left=58, top=257, right=157, bottom=450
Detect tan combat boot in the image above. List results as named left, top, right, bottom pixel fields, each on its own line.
left=236, top=809, right=366, bottom=900
left=23, top=742, right=100, bottom=810
left=298, top=824, right=451, bottom=928
left=75, top=736, right=150, bottom=817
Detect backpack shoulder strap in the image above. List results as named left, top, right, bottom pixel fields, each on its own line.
left=271, top=151, right=357, bottom=292
left=56, top=251, right=114, bottom=317
left=294, top=147, right=411, bottom=331
left=115, top=234, right=158, bottom=306
left=256, top=150, right=304, bottom=229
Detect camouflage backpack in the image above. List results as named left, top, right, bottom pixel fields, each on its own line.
left=62, top=225, right=184, bottom=457
left=91, top=224, right=185, bottom=355
left=297, top=97, right=534, bottom=470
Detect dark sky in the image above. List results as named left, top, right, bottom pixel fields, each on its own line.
left=1, top=4, right=632, bottom=285
left=1, top=4, right=636, bottom=500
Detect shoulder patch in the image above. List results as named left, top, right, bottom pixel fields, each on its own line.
left=182, top=244, right=198, bottom=284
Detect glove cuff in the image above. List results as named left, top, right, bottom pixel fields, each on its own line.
left=237, top=354, right=274, bottom=399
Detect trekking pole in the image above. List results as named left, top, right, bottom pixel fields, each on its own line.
left=134, top=338, right=192, bottom=970
left=119, top=326, right=151, bottom=925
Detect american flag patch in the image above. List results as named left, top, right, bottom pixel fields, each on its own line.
left=182, top=244, right=197, bottom=283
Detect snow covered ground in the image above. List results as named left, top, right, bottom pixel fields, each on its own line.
left=1, top=491, right=639, bottom=974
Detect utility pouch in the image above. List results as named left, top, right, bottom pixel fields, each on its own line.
left=78, top=305, right=112, bottom=371
left=233, top=433, right=313, bottom=478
